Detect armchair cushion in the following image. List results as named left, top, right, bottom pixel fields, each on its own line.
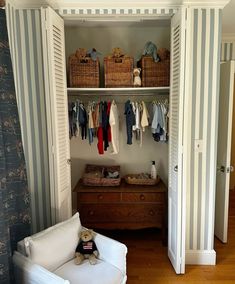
left=24, top=213, right=82, bottom=271
left=54, top=258, right=124, bottom=284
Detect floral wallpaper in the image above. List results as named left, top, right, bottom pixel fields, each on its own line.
left=0, top=9, right=31, bottom=284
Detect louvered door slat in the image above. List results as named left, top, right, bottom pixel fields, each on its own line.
left=41, top=7, right=72, bottom=224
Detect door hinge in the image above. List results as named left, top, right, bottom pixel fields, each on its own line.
left=179, top=257, right=182, bottom=264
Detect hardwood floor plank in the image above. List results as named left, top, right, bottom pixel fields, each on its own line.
left=97, top=216, right=235, bottom=283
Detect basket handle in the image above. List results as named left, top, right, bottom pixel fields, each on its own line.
left=114, top=58, right=123, bottom=63
left=79, top=58, right=89, bottom=64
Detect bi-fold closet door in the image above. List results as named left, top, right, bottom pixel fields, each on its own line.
left=41, top=7, right=72, bottom=224
left=40, top=6, right=187, bottom=274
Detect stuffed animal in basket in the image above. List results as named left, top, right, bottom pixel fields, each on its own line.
left=133, top=67, right=141, bottom=87
left=75, top=229, right=99, bottom=265
left=142, top=41, right=160, bottom=62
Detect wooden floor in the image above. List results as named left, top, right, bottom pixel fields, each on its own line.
left=98, top=189, right=235, bottom=284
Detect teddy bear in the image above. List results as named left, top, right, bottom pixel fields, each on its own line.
left=75, top=229, right=99, bottom=265
left=133, top=67, right=141, bottom=87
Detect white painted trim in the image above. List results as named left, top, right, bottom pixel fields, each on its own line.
left=208, top=8, right=220, bottom=250
left=184, top=7, right=193, bottom=251
left=193, top=7, right=202, bottom=250
left=222, top=33, right=235, bottom=42
left=201, top=8, right=210, bottom=250
left=185, top=250, right=216, bottom=265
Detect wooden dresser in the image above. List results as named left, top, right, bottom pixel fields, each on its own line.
left=73, top=179, right=167, bottom=243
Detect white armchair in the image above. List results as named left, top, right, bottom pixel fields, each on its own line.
left=13, top=213, right=127, bottom=284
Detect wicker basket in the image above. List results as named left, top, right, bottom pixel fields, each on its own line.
left=138, top=56, right=170, bottom=87
left=104, top=49, right=134, bottom=87
left=82, top=164, right=121, bottom=187
left=124, top=174, right=160, bottom=186
left=68, top=50, right=100, bottom=88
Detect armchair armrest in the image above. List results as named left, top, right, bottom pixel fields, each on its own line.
left=93, top=231, right=128, bottom=275
left=13, top=251, right=70, bottom=284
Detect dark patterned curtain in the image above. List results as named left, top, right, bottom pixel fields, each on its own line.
left=0, top=9, right=31, bottom=284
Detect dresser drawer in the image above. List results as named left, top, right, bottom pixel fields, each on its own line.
left=78, top=204, right=163, bottom=224
left=77, top=192, right=120, bottom=203
left=122, top=192, right=163, bottom=203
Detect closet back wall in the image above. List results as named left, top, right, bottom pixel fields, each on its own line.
left=69, top=101, right=169, bottom=188
left=65, top=23, right=170, bottom=86
left=65, top=24, right=170, bottom=188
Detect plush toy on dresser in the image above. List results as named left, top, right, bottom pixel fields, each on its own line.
left=75, top=229, right=99, bottom=265
left=133, top=67, right=141, bottom=87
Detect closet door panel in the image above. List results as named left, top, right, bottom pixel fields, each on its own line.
left=168, top=8, right=186, bottom=274
left=41, top=7, right=72, bottom=224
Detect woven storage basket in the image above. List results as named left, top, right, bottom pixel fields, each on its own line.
left=68, top=50, right=100, bottom=88
left=124, top=174, right=160, bottom=186
left=138, top=56, right=170, bottom=87
left=104, top=49, right=134, bottom=87
left=82, top=164, right=121, bottom=187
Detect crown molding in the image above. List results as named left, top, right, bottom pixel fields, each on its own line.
left=6, top=0, right=231, bottom=9
left=222, top=33, right=235, bottom=42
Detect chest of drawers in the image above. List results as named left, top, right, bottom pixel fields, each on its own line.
left=73, top=179, right=167, bottom=243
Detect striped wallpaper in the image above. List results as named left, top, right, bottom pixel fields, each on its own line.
left=186, top=8, right=222, bottom=252
left=6, top=5, right=52, bottom=233
left=6, top=3, right=223, bottom=259
left=221, top=41, right=235, bottom=61
left=56, top=7, right=178, bottom=17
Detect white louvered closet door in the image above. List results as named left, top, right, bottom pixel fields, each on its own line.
left=168, top=8, right=186, bottom=274
left=41, top=7, right=72, bottom=224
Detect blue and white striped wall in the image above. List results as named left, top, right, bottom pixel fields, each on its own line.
left=6, top=4, right=52, bottom=233
left=6, top=3, right=223, bottom=264
left=185, top=8, right=222, bottom=264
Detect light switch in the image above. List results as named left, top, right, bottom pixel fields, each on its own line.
left=195, top=139, right=203, bottom=152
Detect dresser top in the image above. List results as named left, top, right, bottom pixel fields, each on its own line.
left=73, top=179, right=167, bottom=193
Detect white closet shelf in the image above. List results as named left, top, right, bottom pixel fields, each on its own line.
left=67, top=87, right=170, bottom=96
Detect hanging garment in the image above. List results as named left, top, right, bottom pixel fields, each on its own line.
left=79, top=104, right=88, bottom=140
left=97, top=102, right=104, bottom=154
left=124, top=100, right=135, bottom=145
left=134, top=102, right=141, bottom=141
left=102, top=101, right=109, bottom=151
left=88, top=106, right=95, bottom=145
left=68, top=102, right=78, bottom=138
left=75, top=100, right=80, bottom=137
left=109, top=100, right=119, bottom=154
left=141, top=101, right=149, bottom=132
left=151, top=101, right=169, bottom=142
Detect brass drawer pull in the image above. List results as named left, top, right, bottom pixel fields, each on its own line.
left=98, top=194, right=103, bottom=200
left=88, top=210, right=94, bottom=216
left=140, top=194, right=145, bottom=201
left=149, top=210, right=154, bottom=216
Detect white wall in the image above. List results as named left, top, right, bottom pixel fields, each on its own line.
left=65, top=23, right=170, bottom=189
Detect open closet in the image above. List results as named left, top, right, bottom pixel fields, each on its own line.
left=6, top=0, right=227, bottom=276
left=40, top=6, right=186, bottom=274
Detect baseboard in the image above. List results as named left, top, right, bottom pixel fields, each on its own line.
left=185, top=249, right=216, bottom=265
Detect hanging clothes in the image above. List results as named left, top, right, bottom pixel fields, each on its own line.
left=79, top=103, right=88, bottom=140
left=97, top=101, right=104, bottom=154
left=151, top=100, right=169, bottom=142
left=109, top=100, right=119, bottom=154
left=88, top=103, right=95, bottom=145
left=141, top=101, right=149, bottom=132
left=124, top=100, right=135, bottom=145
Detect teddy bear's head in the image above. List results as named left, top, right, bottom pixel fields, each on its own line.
left=133, top=67, right=141, bottom=77
left=80, top=229, right=94, bottom=242
left=112, top=47, right=124, bottom=58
